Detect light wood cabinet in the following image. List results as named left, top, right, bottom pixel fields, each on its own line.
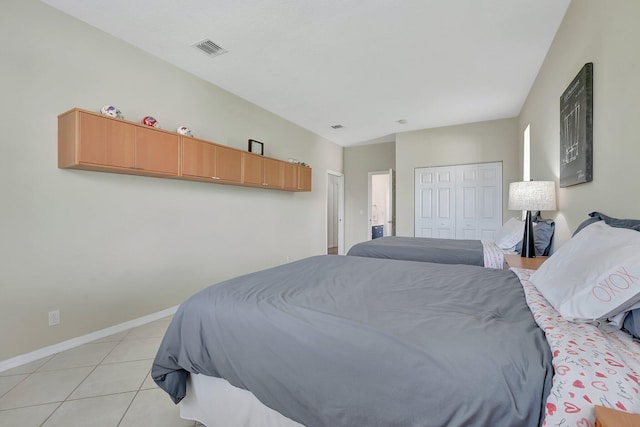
left=59, top=109, right=179, bottom=177
left=264, top=158, right=283, bottom=188
left=241, top=152, right=264, bottom=187
left=135, top=127, right=180, bottom=175
left=283, top=162, right=298, bottom=190
left=298, top=165, right=312, bottom=191
left=58, top=108, right=311, bottom=191
left=283, top=163, right=311, bottom=191
left=215, top=145, right=243, bottom=183
left=181, top=137, right=241, bottom=184
left=242, top=153, right=285, bottom=189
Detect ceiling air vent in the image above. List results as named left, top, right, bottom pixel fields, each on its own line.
left=193, top=39, right=228, bottom=58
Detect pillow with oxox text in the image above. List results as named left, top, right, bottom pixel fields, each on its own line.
left=529, top=221, right=640, bottom=323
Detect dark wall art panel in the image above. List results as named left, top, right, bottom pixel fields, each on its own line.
left=560, top=62, right=593, bottom=187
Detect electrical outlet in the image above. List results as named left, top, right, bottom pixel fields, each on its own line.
left=48, top=310, right=60, bottom=326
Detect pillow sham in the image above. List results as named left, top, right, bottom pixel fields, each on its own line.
left=572, top=212, right=640, bottom=236
left=623, top=309, right=640, bottom=340
left=494, top=217, right=524, bottom=249
left=589, top=211, right=640, bottom=231
left=529, top=221, right=640, bottom=323
left=514, top=219, right=555, bottom=256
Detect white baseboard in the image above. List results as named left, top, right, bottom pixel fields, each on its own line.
left=0, top=305, right=178, bottom=373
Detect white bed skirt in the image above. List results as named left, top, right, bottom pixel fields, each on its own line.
left=180, top=374, right=305, bottom=427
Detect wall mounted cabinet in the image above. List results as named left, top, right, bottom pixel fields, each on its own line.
left=58, top=109, right=179, bottom=177
left=283, top=162, right=298, bottom=190
left=298, top=165, right=312, bottom=191
left=181, top=137, right=242, bottom=184
left=58, top=108, right=311, bottom=192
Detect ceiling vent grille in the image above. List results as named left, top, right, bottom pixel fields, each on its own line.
left=193, top=39, right=228, bottom=58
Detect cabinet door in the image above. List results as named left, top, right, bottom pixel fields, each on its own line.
left=283, top=162, right=298, bottom=190
left=298, top=166, right=312, bottom=191
left=215, top=145, right=242, bottom=183
left=182, top=138, right=215, bottom=179
left=263, top=158, right=283, bottom=188
left=242, top=153, right=264, bottom=186
left=135, top=127, right=179, bottom=175
left=78, top=112, right=135, bottom=168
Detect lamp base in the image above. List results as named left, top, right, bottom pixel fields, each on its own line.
left=521, top=210, right=536, bottom=258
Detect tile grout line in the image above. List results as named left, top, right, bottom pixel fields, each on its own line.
left=37, top=332, right=129, bottom=426
left=0, top=374, right=30, bottom=401
left=0, top=356, right=54, bottom=402
left=1, top=321, right=171, bottom=426
left=37, top=401, right=65, bottom=427
left=116, top=387, right=141, bottom=426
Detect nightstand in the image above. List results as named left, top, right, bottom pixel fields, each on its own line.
left=503, top=253, right=549, bottom=271
left=595, top=405, right=640, bottom=426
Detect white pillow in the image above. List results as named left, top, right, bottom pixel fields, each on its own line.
left=494, top=217, right=525, bottom=249
left=529, top=221, right=640, bottom=323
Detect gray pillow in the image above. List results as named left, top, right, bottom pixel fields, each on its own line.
left=623, top=309, right=640, bottom=340
left=515, top=218, right=555, bottom=256
left=572, top=212, right=640, bottom=236
left=589, top=211, right=640, bottom=231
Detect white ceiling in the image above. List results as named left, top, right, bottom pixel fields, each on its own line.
left=41, top=0, right=570, bottom=146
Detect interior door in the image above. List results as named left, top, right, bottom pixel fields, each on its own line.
left=386, top=168, right=395, bottom=236
left=368, top=171, right=393, bottom=240
left=414, top=166, right=456, bottom=238
left=327, top=171, right=345, bottom=254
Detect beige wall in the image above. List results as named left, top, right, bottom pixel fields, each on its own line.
left=519, top=0, right=640, bottom=246
left=0, top=0, right=342, bottom=360
left=395, top=118, right=519, bottom=236
left=344, top=142, right=396, bottom=250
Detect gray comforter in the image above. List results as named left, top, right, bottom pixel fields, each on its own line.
left=347, top=236, right=485, bottom=265
left=152, top=255, right=552, bottom=427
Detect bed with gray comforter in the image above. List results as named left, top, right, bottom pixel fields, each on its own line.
left=347, top=236, right=485, bottom=265
left=152, top=255, right=552, bottom=427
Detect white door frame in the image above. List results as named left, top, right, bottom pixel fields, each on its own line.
left=326, top=170, right=345, bottom=255
left=367, top=169, right=395, bottom=241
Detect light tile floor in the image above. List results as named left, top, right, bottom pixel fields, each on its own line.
left=0, top=317, right=205, bottom=426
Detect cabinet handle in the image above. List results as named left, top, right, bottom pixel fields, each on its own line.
left=130, top=166, right=144, bottom=170
left=211, top=176, right=220, bottom=180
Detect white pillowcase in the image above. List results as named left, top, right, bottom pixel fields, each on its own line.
left=494, top=217, right=525, bottom=249
left=529, top=221, right=640, bottom=323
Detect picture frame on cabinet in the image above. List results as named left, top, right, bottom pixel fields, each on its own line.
left=248, top=139, right=264, bottom=156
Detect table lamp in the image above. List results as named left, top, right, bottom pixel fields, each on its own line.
left=508, top=181, right=557, bottom=258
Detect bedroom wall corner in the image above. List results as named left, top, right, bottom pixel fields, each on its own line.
left=518, top=0, right=640, bottom=246
left=0, top=0, right=342, bottom=362
left=395, top=118, right=519, bottom=237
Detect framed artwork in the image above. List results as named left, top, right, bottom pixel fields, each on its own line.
left=560, top=62, right=593, bottom=187
left=248, top=139, right=264, bottom=156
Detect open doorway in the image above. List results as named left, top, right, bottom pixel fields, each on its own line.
left=327, top=171, right=345, bottom=255
left=368, top=169, right=395, bottom=240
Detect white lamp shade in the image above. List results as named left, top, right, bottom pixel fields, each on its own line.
left=508, top=181, right=557, bottom=211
